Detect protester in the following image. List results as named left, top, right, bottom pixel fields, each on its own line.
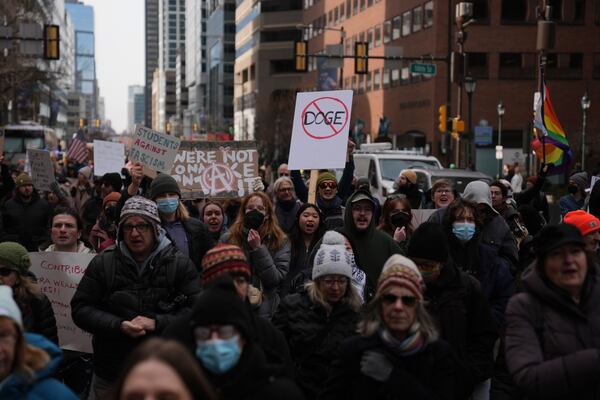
left=109, top=338, right=217, bottom=400
left=505, top=224, right=600, bottom=399
left=99, top=172, right=123, bottom=199
left=42, top=207, right=93, bottom=253
left=277, top=163, right=290, bottom=178
left=72, top=166, right=94, bottom=213
left=45, top=181, right=74, bottom=210
left=407, top=222, right=497, bottom=399
left=272, top=176, right=302, bottom=233
left=354, top=177, right=381, bottom=222
left=188, top=276, right=304, bottom=400
left=0, top=242, right=58, bottom=343
left=559, top=171, right=587, bottom=216
left=0, top=286, right=77, bottom=399
left=393, top=169, right=422, bottom=209
left=0, top=173, right=51, bottom=251
left=377, top=195, right=413, bottom=254
left=563, top=209, right=600, bottom=254
left=221, top=192, right=290, bottom=319
left=320, top=254, right=457, bottom=399
left=273, top=230, right=361, bottom=398
left=201, top=200, right=228, bottom=241
left=71, top=196, right=201, bottom=398
left=510, top=163, right=523, bottom=193
left=89, top=192, right=121, bottom=252
left=0, top=156, right=16, bottom=203
left=339, top=190, right=402, bottom=287
left=81, top=172, right=121, bottom=241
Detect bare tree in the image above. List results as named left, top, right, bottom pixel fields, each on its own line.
left=255, top=89, right=297, bottom=166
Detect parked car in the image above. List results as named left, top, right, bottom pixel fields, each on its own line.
left=412, top=168, right=493, bottom=195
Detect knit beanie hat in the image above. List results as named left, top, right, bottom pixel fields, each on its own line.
left=0, top=286, right=23, bottom=331
left=407, top=222, right=449, bottom=262
left=570, top=172, right=588, bottom=191
left=78, top=166, right=93, bottom=180
left=102, top=191, right=122, bottom=209
left=101, top=172, right=123, bottom=192
left=564, top=210, right=600, bottom=237
left=119, top=196, right=161, bottom=226
left=149, top=173, right=181, bottom=200
left=377, top=254, right=424, bottom=300
left=535, top=223, right=585, bottom=259
left=317, top=171, right=337, bottom=187
left=400, top=169, right=417, bottom=185
left=191, top=275, right=253, bottom=341
left=312, top=231, right=353, bottom=280
left=0, top=242, right=31, bottom=275
left=201, top=244, right=251, bottom=285
left=15, top=173, right=33, bottom=188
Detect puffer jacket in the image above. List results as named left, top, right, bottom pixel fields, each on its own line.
left=272, top=290, right=360, bottom=399
left=0, top=191, right=51, bottom=251
left=70, top=235, right=201, bottom=381
left=21, top=292, right=59, bottom=345
left=0, top=333, right=77, bottom=399
left=505, top=266, right=600, bottom=400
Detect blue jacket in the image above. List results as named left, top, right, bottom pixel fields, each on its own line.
left=559, top=194, right=584, bottom=217
left=0, top=333, right=78, bottom=400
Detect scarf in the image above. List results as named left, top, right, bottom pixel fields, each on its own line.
left=379, top=323, right=427, bottom=356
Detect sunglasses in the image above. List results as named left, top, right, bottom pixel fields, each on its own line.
left=319, top=181, right=337, bottom=190
left=194, top=325, right=236, bottom=341
left=381, top=294, right=418, bottom=308
left=0, top=267, right=14, bottom=277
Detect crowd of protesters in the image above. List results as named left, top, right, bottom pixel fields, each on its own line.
left=0, top=145, right=600, bottom=400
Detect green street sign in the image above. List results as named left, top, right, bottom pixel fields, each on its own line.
left=410, top=63, right=437, bottom=76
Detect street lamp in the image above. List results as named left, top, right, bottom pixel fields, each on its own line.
left=496, top=100, right=505, bottom=178
left=581, top=92, right=591, bottom=171
left=464, top=75, right=476, bottom=167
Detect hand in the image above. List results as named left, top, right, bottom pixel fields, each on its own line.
left=128, top=161, right=144, bottom=195
left=360, top=350, right=393, bottom=382
left=539, top=163, right=549, bottom=178
left=252, top=177, right=265, bottom=192
left=131, top=316, right=156, bottom=331
left=120, top=321, right=146, bottom=338
left=347, top=140, right=356, bottom=158
left=393, top=226, right=407, bottom=242
left=247, top=229, right=261, bottom=250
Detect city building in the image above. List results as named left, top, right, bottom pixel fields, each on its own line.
left=128, top=85, right=146, bottom=133
left=174, top=45, right=188, bottom=136
left=145, top=0, right=159, bottom=128
left=183, top=0, right=207, bottom=137
left=67, top=92, right=87, bottom=132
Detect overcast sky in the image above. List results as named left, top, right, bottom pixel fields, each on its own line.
left=83, top=0, right=144, bottom=133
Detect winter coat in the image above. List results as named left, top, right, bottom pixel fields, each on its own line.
left=0, top=333, right=77, bottom=399
left=339, top=190, right=402, bottom=287
left=320, top=334, right=457, bottom=400
left=280, top=234, right=315, bottom=298
left=43, top=241, right=94, bottom=254
left=272, top=290, right=360, bottom=399
left=505, top=266, right=600, bottom=400
left=21, top=293, right=59, bottom=345
left=177, top=217, right=215, bottom=268
left=424, top=262, right=497, bottom=399
left=394, top=183, right=423, bottom=209
left=559, top=193, right=584, bottom=217
left=72, top=184, right=93, bottom=213
left=275, top=200, right=302, bottom=233
left=220, top=231, right=290, bottom=319
left=0, top=191, right=51, bottom=251
left=70, top=235, right=201, bottom=381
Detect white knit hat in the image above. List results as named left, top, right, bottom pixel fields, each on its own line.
left=0, top=286, right=22, bottom=331
left=312, top=231, right=353, bottom=280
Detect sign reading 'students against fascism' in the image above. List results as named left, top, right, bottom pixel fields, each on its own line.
left=171, top=141, right=259, bottom=199
left=129, top=125, right=181, bottom=174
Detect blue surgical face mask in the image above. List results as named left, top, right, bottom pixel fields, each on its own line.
left=157, top=198, right=179, bottom=214
left=195, top=337, right=242, bottom=374
left=452, top=222, right=476, bottom=242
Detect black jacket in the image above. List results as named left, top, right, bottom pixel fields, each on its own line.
left=275, top=200, right=302, bottom=233
left=0, top=191, right=51, bottom=251
left=179, top=217, right=215, bottom=268
left=22, top=293, right=58, bottom=344
left=70, top=242, right=200, bottom=381
left=272, top=290, right=359, bottom=399
left=320, top=335, right=457, bottom=400
left=425, top=262, right=497, bottom=399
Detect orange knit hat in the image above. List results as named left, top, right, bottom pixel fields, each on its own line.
left=564, top=210, right=600, bottom=237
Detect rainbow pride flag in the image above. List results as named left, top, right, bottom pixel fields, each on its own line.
left=532, top=82, right=572, bottom=175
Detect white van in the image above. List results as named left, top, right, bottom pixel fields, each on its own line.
left=353, top=143, right=443, bottom=203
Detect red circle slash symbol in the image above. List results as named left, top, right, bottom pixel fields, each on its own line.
left=301, top=97, right=349, bottom=140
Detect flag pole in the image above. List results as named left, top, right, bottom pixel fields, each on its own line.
left=539, top=53, right=546, bottom=167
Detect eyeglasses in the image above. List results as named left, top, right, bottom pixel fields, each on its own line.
left=279, top=172, right=290, bottom=177
left=122, top=223, right=153, bottom=233
left=0, top=267, right=14, bottom=277
left=381, top=294, right=418, bottom=308
left=435, top=189, right=451, bottom=195
left=319, top=181, right=337, bottom=190
left=278, top=187, right=293, bottom=193
left=194, top=325, right=236, bottom=341
left=322, top=277, right=348, bottom=287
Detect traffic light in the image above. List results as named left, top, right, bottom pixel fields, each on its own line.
left=44, top=25, right=59, bottom=60
left=452, top=117, right=465, bottom=133
left=79, top=118, right=85, bottom=128
left=192, top=122, right=198, bottom=132
left=95, top=119, right=100, bottom=128
left=294, top=41, right=308, bottom=72
left=354, top=42, right=368, bottom=74
left=166, top=122, right=172, bottom=134
left=437, top=105, right=447, bottom=133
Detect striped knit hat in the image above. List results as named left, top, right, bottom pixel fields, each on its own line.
left=201, top=244, right=251, bottom=285
left=376, top=254, right=424, bottom=300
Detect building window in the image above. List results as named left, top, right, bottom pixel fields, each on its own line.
left=383, top=68, right=390, bottom=88
left=401, top=63, right=410, bottom=84
left=424, top=1, right=434, bottom=27
left=413, top=6, right=422, bottom=32
left=392, top=16, right=401, bottom=39
left=391, top=69, right=400, bottom=86
left=383, top=20, right=392, bottom=43
left=352, top=76, right=358, bottom=91
left=367, top=28, right=374, bottom=49
left=368, top=0, right=373, bottom=6
left=334, top=7, right=339, bottom=25
left=270, top=59, right=295, bottom=74
left=546, top=53, right=584, bottom=79
left=374, top=69, right=381, bottom=90
left=574, top=0, right=585, bottom=22
left=360, top=0, right=365, bottom=12
left=472, top=0, right=489, bottom=22
left=366, top=72, right=371, bottom=92
left=499, top=53, right=536, bottom=79
left=402, top=11, right=412, bottom=36
left=353, top=0, right=358, bottom=15
left=359, top=31, right=365, bottom=42
left=468, top=52, right=488, bottom=79
left=328, top=10, right=333, bottom=27
left=374, top=24, right=381, bottom=47
left=358, top=74, right=364, bottom=94
left=548, top=0, right=562, bottom=21
left=501, top=0, right=528, bottom=22
left=340, top=3, right=345, bottom=22
left=347, top=0, right=352, bottom=19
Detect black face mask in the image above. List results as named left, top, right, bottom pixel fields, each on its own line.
left=244, top=209, right=265, bottom=230
left=568, top=184, right=579, bottom=194
left=390, top=211, right=411, bottom=228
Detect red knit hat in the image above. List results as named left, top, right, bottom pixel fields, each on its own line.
left=564, top=210, right=600, bottom=236
left=201, top=244, right=251, bottom=285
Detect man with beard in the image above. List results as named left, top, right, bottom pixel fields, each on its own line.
left=393, top=169, right=422, bottom=209
left=0, top=173, right=51, bottom=251
left=273, top=176, right=302, bottom=233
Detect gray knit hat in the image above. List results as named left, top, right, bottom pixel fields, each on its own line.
left=312, top=231, right=353, bottom=280
left=119, top=196, right=161, bottom=226
left=149, top=173, right=181, bottom=200
left=570, top=172, right=588, bottom=191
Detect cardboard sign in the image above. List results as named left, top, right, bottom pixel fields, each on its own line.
left=29, top=252, right=95, bottom=353
left=171, top=141, right=259, bottom=199
left=93, top=140, right=125, bottom=177
left=129, top=125, right=180, bottom=174
left=411, top=209, right=436, bottom=229
left=27, top=149, right=55, bottom=191
left=288, top=90, right=353, bottom=170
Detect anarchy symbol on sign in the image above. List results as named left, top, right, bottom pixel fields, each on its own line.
left=201, top=163, right=241, bottom=195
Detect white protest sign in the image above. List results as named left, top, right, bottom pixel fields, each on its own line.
left=288, top=90, right=353, bottom=170
left=93, top=140, right=125, bottom=177
left=129, top=125, right=181, bottom=174
left=27, top=149, right=55, bottom=191
left=29, top=252, right=95, bottom=353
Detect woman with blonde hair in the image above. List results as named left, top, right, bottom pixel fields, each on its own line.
left=320, top=254, right=457, bottom=399
left=273, top=230, right=361, bottom=399
left=222, top=191, right=290, bottom=319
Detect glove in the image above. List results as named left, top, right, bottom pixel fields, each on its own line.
left=252, top=177, right=265, bottom=192
left=360, top=350, right=393, bottom=382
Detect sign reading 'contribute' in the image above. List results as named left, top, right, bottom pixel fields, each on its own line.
left=129, top=125, right=180, bottom=174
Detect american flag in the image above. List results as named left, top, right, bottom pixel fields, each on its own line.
left=67, top=138, right=88, bottom=164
